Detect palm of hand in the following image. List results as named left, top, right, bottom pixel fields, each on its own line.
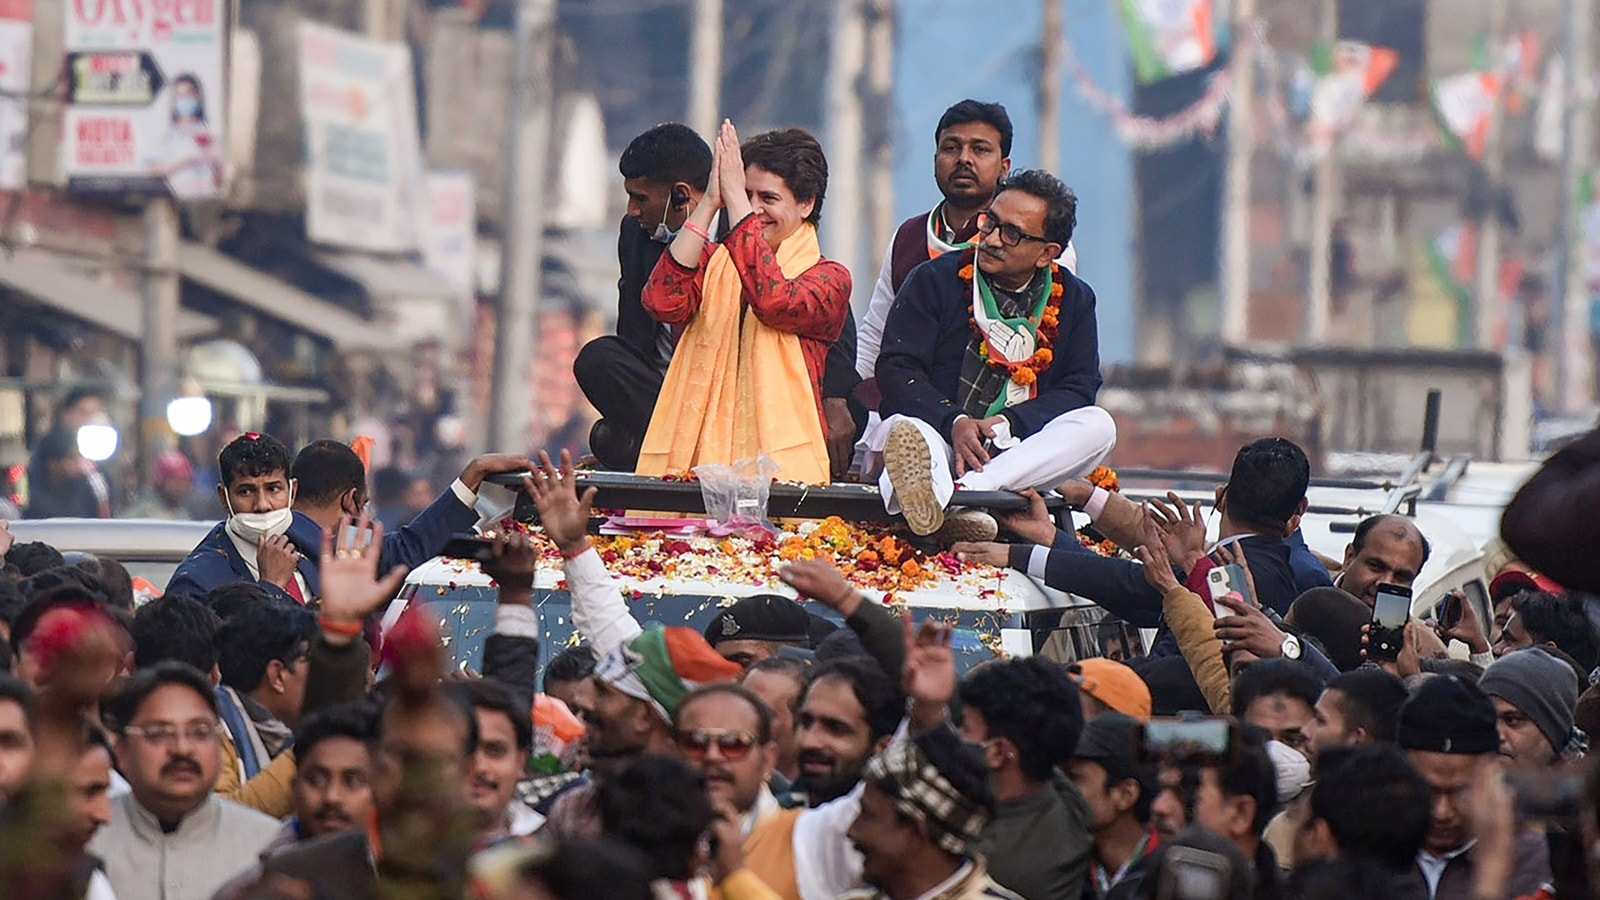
left=319, top=556, right=392, bottom=621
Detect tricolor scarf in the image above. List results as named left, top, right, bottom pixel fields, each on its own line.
left=637, top=223, right=831, bottom=484
left=593, top=627, right=744, bottom=722
left=957, top=265, right=1050, bottom=420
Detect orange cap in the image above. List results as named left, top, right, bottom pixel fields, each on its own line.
left=1069, top=657, right=1152, bottom=723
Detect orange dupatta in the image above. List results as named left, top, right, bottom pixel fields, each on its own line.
left=636, top=223, right=831, bottom=484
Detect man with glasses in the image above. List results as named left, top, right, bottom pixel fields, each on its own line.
left=872, top=169, right=1114, bottom=540
left=674, top=683, right=782, bottom=838
left=90, top=661, right=281, bottom=900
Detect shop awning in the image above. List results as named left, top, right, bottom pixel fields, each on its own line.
left=312, top=250, right=462, bottom=301
left=0, top=248, right=216, bottom=341
left=177, top=243, right=402, bottom=352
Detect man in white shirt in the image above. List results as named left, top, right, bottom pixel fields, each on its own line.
left=91, top=662, right=280, bottom=900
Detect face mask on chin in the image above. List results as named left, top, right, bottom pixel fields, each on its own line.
left=225, top=484, right=296, bottom=544
left=648, top=220, right=677, bottom=244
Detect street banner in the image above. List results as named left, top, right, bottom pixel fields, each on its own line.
left=421, top=170, right=476, bottom=296
left=1308, top=41, right=1398, bottom=156
left=1116, top=0, right=1224, bottom=85
left=298, top=21, right=424, bottom=253
left=61, top=0, right=226, bottom=197
left=0, top=0, right=29, bottom=190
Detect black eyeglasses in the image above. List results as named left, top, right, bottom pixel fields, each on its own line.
left=675, top=728, right=758, bottom=761
left=976, top=211, right=1051, bottom=248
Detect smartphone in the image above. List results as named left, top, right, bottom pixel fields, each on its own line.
left=1155, top=846, right=1234, bottom=900
left=1206, top=564, right=1253, bottom=618
left=1140, top=716, right=1233, bottom=764
left=1433, top=591, right=1463, bottom=631
left=1368, top=582, right=1412, bottom=662
left=440, top=534, right=496, bottom=564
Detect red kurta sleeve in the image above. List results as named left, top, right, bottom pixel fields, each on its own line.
left=721, top=214, right=851, bottom=342
left=641, top=242, right=716, bottom=325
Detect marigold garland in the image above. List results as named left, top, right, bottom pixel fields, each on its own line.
left=960, top=252, right=1064, bottom=388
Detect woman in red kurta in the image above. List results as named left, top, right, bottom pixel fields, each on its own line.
left=636, top=121, right=851, bottom=484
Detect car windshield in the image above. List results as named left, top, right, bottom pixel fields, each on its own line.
left=400, top=583, right=1020, bottom=685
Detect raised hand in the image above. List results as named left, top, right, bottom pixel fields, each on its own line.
left=522, top=450, right=597, bottom=558
left=459, top=453, right=535, bottom=492
left=718, top=120, right=753, bottom=222
left=1148, top=492, right=1207, bottom=575
left=1133, top=512, right=1182, bottom=595
left=902, top=612, right=955, bottom=729
left=318, top=514, right=409, bottom=644
left=480, top=529, right=539, bottom=604
left=779, top=558, right=862, bottom=617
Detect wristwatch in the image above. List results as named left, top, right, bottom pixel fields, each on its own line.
left=1280, top=634, right=1302, bottom=660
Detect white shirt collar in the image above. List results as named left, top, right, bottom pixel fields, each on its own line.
left=1417, top=840, right=1476, bottom=896
left=743, top=784, right=780, bottom=838
left=911, top=861, right=974, bottom=900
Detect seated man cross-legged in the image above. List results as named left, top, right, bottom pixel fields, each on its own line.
left=872, top=169, right=1114, bottom=538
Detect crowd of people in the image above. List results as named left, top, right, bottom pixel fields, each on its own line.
left=1, top=94, right=1599, bottom=900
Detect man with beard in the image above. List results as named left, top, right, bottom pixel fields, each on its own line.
left=90, top=662, right=281, bottom=900
left=1332, top=515, right=1429, bottom=611
left=544, top=626, right=743, bottom=840
left=744, top=656, right=808, bottom=787
left=857, top=100, right=1075, bottom=383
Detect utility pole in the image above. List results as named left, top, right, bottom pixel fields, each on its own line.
left=865, top=0, right=896, bottom=274
left=1556, top=0, right=1595, bottom=411
left=1219, top=0, right=1257, bottom=345
left=363, top=0, right=395, bottom=40
left=1305, top=0, right=1339, bottom=345
left=489, top=0, right=556, bottom=453
left=1037, top=0, right=1063, bottom=173
left=687, top=0, right=722, bottom=139
left=824, top=0, right=867, bottom=312
left=139, top=197, right=180, bottom=473
left=1473, top=0, right=1510, bottom=349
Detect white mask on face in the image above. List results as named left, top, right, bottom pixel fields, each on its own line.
left=225, top=481, right=296, bottom=544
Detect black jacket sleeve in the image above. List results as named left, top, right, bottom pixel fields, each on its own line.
left=302, top=634, right=371, bottom=720
left=876, top=262, right=968, bottom=439
left=484, top=633, right=542, bottom=698
left=846, top=598, right=905, bottom=681
left=823, top=310, right=862, bottom=400
left=1009, top=535, right=1166, bottom=628
left=1502, top=427, right=1600, bottom=593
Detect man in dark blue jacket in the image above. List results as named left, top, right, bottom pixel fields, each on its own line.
left=871, top=169, right=1115, bottom=538
left=167, top=433, right=530, bottom=605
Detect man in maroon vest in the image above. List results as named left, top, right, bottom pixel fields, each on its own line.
left=856, top=100, right=1077, bottom=386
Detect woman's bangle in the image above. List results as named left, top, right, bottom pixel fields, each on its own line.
left=682, top=219, right=711, bottom=242
left=317, top=615, right=363, bottom=637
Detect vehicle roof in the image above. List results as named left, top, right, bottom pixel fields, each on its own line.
left=404, top=553, right=1070, bottom=612
left=6, top=518, right=213, bottom=560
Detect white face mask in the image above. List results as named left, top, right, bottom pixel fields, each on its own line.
left=648, top=221, right=677, bottom=244
left=225, top=482, right=296, bottom=544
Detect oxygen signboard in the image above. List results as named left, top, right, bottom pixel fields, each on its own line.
left=61, top=0, right=226, bottom=197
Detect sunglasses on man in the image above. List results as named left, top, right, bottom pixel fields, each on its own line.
left=675, top=727, right=759, bottom=762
